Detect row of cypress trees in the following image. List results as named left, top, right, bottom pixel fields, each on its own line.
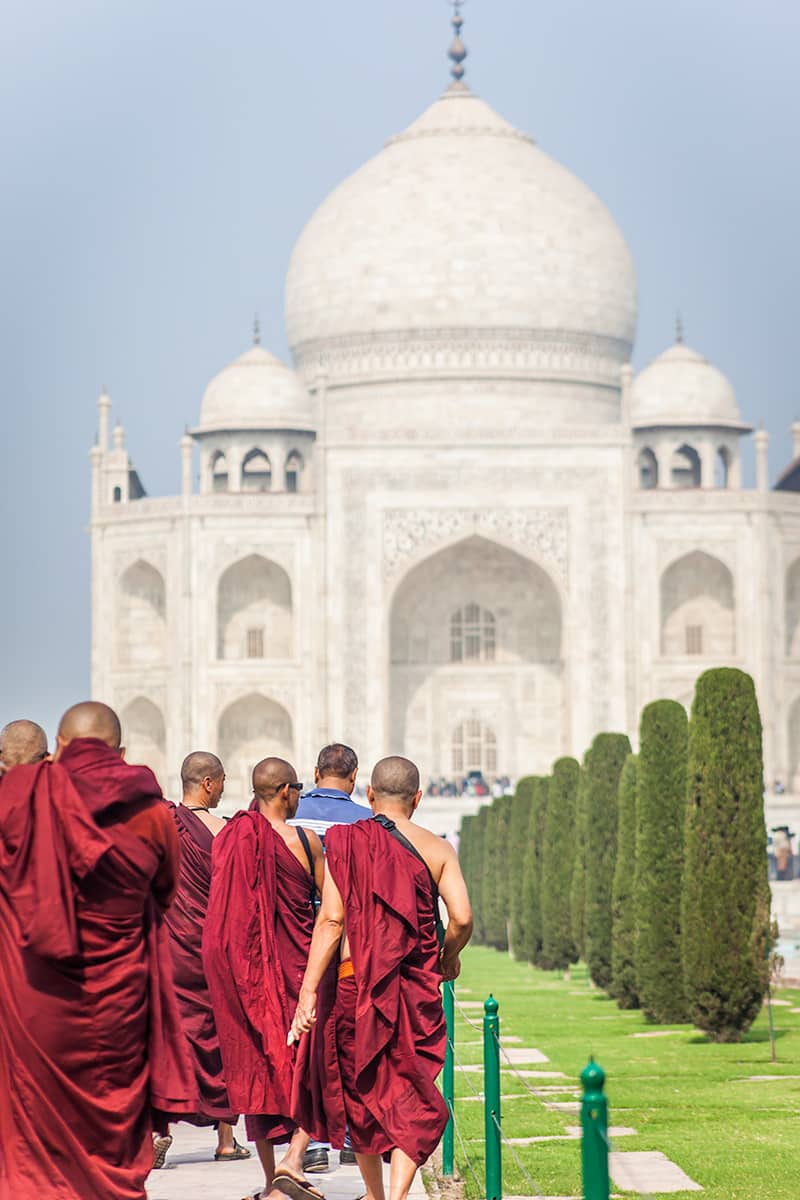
left=459, top=667, right=772, bottom=1042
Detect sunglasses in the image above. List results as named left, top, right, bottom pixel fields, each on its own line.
left=282, top=781, right=303, bottom=792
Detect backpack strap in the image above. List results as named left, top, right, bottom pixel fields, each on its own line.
left=371, top=814, right=445, bottom=947
left=295, top=826, right=319, bottom=908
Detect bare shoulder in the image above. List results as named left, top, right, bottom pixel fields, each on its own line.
left=302, top=827, right=324, bottom=857
left=402, top=820, right=456, bottom=877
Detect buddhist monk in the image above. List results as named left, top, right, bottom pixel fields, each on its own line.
left=290, top=756, right=473, bottom=1200
left=0, top=700, right=196, bottom=1200
left=163, top=751, right=249, bottom=1161
left=0, top=718, right=48, bottom=769
left=203, top=757, right=325, bottom=1200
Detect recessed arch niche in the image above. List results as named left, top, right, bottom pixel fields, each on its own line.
left=660, top=550, right=735, bottom=657
left=117, top=560, right=167, bottom=667
left=217, top=554, right=293, bottom=660
left=121, top=696, right=167, bottom=789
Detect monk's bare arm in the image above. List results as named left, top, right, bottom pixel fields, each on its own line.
left=289, top=864, right=344, bottom=1038
left=437, top=844, right=473, bottom=981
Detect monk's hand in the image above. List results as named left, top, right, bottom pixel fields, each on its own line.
left=440, top=949, right=461, bottom=982
left=290, top=987, right=318, bottom=1040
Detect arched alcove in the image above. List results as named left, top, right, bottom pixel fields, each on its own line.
left=211, top=450, right=229, bottom=493
left=241, top=448, right=272, bottom=492
left=389, top=535, right=563, bottom=779
left=217, top=693, right=294, bottom=807
left=785, top=558, right=800, bottom=657
left=118, top=560, right=167, bottom=666
left=638, top=447, right=658, bottom=490
left=121, top=696, right=166, bottom=788
left=217, top=554, right=292, bottom=660
left=715, top=446, right=731, bottom=489
left=670, top=444, right=702, bottom=489
left=787, top=696, right=800, bottom=790
left=660, top=550, right=735, bottom=657
left=285, top=450, right=303, bottom=494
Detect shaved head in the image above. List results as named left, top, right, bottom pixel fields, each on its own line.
left=252, top=757, right=300, bottom=819
left=0, top=719, right=48, bottom=767
left=58, top=701, right=121, bottom=750
left=181, top=751, right=224, bottom=789
left=252, top=757, right=296, bottom=799
left=370, top=756, right=420, bottom=808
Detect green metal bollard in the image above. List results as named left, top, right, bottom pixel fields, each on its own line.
left=483, top=995, right=502, bottom=1200
left=581, top=1058, right=609, bottom=1200
left=442, top=980, right=455, bottom=1176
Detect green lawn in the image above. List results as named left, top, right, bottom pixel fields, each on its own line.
left=451, top=946, right=800, bottom=1199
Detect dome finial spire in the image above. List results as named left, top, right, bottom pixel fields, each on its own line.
left=675, top=311, right=684, bottom=344
left=253, top=314, right=261, bottom=346
left=447, top=0, right=468, bottom=87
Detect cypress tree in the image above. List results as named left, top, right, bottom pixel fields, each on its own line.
left=481, top=799, right=510, bottom=950
left=610, top=754, right=639, bottom=1009
left=570, top=757, right=590, bottom=959
left=585, top=732, right=632, bottom=990
left=471, top=805, right=490, bottom=944
left=509, top=777, right=536, bottom=957
left=635, top=700, right=689, bottom=1022
left=522, top=777, right=549, bottom=965
left=682, top=668, right=771, bottom=1042
left=458, top=812, right=477, bottom=924
left=541, top=757, right=580, bottom=970
left=488, top=796, right=512, bottom=951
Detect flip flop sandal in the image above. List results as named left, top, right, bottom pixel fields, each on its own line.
left=272, top=1171, right=327, bottom=1200
left=215, top=1138, right=252, bottom=1161
left=152, top=1134, right=172, bottom=1170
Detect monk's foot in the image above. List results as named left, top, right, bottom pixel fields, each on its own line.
left=215, top=1137, right=252, bottom=1161
left=271, top=1172, right=326, bottom=1200
left=152, top=1133, right=172, bottom=1170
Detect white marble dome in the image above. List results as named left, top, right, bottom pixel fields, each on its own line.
left=198, top=344, right=313, bottom=432
left=285, top=85, right=637, bottom=386
left=632, top=341, right=746, bottom=429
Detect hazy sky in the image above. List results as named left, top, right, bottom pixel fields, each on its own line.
left=2, top=0, right=798, bottom=739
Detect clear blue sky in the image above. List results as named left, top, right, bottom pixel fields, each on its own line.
left=2, top=0, right=798, bottom=740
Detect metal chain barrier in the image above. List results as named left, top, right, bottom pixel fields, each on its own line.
left=489, top=1109, right=547, bottom=1199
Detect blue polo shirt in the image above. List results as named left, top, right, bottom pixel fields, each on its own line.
left=289, top=787, right=370, bottom=843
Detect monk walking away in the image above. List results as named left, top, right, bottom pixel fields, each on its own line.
left=203, top=757, right=326, bottom=1200
left=290, top=755, right=473, bottom=1200
left=161, top=751, right=250, bottom=1164
left=0, top=701, right=196, bottom=1200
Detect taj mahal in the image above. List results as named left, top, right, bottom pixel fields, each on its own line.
left=88, top=21, right=800, bottom=831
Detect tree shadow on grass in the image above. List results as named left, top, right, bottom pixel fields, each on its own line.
left=688, top=1028, right=789, bottom=1045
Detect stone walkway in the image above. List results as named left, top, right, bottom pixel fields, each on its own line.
left=146, top=1124, right=426, bottom=1200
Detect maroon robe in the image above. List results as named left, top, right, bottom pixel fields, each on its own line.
left=202, top=809, right=315, bottom=1143
left=163, top=803, right=236, bottom=1124
left=0, top=739, right=196, bottom=1200
left=293, top=819, right=447, bottom=1166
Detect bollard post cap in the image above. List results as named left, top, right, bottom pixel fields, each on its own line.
left=580, top=1057, right=606, bottom=1092
left=484, top=994, right=499, bottom=1016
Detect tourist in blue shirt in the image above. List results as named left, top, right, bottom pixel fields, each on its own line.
left=289, top=742, right=369, bottom=1171
left=290, top=743, right=370, bottom=845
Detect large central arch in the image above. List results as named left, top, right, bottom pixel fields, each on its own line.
left=389, top=535, right=564, bottom=781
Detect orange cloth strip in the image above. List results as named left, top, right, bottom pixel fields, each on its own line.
left=338, top=959, right=354, bottom=981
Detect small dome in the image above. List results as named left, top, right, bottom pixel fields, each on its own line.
left=632, top=342, right=747, bottom=429
left=198, top=345, right=313, bottom=433
left=285, top=86, right=637, bottom=388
